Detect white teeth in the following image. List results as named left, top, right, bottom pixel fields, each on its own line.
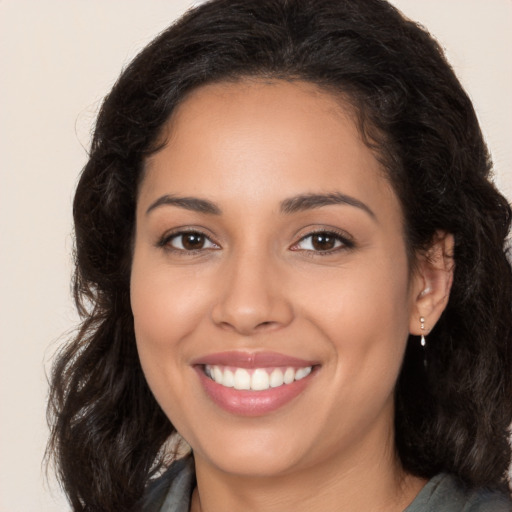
left=270, top=368, right=284, bottom=388
left=205, top=365, right=313, bottom=391
left=295, top=366, right=312, bottom=380
left=213, top=366, right=223, bottom=384
left=223, top=369, right=235, bottom=388
left=251, top=368, right=270, bottom=391
left=233, top=368, right=251, bottom=390
left=283, top=367, right=295, bottom=384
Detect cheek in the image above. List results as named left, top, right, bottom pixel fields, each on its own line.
left=295, top=250, right=412, bottom=380
left=130, top=252, right=193, bottom=384
left=349, top=262, right=411, bottom=394
left=131, top=254, right=210, bottom=344
left=130, top=249, right=223, bottom=418
left=297, top=250, right=411, bottom=329
left=130, top=260, right=200, bottom=423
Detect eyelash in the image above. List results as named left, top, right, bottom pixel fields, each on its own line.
left=158, top=229, right=355, bottom=255
left=290, top=229, right=355, bottom=255
left=158, top=230, right=220, bottom=254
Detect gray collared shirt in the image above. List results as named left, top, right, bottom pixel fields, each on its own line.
left=142, top=456, right=512, bottom=512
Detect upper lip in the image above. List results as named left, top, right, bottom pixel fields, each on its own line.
left=191, top=351, right=318, bottom=368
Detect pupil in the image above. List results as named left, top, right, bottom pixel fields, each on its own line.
left=312, top=234, right=335, bottom=251
left=183, top=233, right=204, bottom=250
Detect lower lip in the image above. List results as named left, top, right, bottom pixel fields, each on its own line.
left=195, top=367, right=314, bottom=417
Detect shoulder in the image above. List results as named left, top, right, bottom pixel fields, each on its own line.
left=138, top=455, right=195, bottom=512
left=406, top=473, right=512, bottom=512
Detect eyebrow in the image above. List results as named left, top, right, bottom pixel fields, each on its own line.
left=146, top=195, right=222, bottom=215
left=280, top=192, right=376, bottom=219
left=145, top=192, right=375, bottom=219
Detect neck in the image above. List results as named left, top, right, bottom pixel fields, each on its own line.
left=190, top=425, right=426, bottom=512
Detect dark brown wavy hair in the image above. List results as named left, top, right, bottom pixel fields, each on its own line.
left=47, top=0, right=512, bottom=510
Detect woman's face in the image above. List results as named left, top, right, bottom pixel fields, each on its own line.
left=131, top=80, right=423, bottom=477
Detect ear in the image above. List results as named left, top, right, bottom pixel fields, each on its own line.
left=409, top=231, right=455, bottom=336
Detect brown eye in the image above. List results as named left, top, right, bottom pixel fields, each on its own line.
left=292, top=231, right=351, bottom=253
left=182, top=233, right=205, bottom=250
left=167, top=232, right=217, bottom=251
left=311, top=233, right=337, bottom=251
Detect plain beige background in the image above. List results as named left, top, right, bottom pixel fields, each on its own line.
left=0, top=1, right=510, bottom=510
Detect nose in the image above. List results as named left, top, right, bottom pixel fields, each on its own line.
left=211, top=250, right=294, bottom=335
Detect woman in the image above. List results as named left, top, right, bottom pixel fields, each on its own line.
left=47, top=0, right=512, bottom=510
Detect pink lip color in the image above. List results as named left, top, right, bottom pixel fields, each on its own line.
left=192, top=351, right=317, bottom=417
left=192, top=350, right=317, bottom=368
left=195, top=368, right=313, bottom=416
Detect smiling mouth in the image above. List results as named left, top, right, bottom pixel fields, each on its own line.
left=192, top=351, right=319, bottom=415
left=204, top=365, right=313, bottom=391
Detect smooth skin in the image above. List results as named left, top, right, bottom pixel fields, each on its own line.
left=131, top=80, right=454, bottom=512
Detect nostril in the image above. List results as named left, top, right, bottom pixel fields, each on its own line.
left=255, top=320, right=280, bottom=331
left=218, top=321, right=236, bottom=331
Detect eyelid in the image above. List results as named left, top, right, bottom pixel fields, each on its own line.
left=157, top=227, right=221, bottom=253
left=290, top=228, right=355, bottom=253
left=156, top=226, right=354, bottom=255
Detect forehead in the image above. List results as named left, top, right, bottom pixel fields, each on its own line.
left=141, top=79, right=398, bottom=218
left=158, top=79, right=359, bottom=156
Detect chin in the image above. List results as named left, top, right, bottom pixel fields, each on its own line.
left=189, top=426, right=310, bottom=478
